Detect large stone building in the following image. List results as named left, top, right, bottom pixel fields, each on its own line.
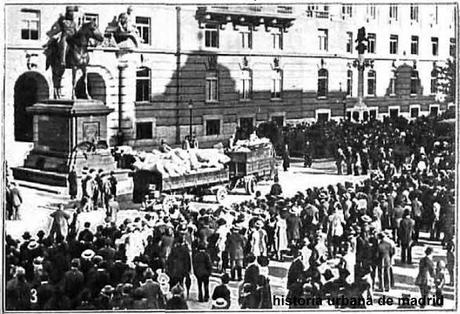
left=4, top=3, right=457, bottom=166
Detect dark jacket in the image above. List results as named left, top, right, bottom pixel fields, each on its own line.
left=139, top=279, right=164, bottom=309
left=193, top=250, right=212, bottom=278
left=244, top=263, right=260, bottom=286
left=399, top=217, right=415, bottom=246
left=287, top=258, right=304, bottom=289
left=167, top=244, right=191, bottom=278
left=166, top=296, right=188, bottom=310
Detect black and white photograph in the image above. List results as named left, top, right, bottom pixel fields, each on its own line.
left=1, top=0, right=458, bottom=311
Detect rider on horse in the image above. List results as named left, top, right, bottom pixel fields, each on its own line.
left=44, top=6, right=77, bottom=66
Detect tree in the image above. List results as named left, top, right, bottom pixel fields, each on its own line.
left=256, top=121, right=283, bottom=154
left=435, top=58, right=456, bottom=104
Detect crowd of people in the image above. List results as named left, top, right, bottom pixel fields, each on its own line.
left=5, top=115, right=456, bottom=310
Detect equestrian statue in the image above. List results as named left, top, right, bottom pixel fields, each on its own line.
left=43, top=6, right=104, bottom=99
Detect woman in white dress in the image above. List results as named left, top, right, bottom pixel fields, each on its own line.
left=275, top=215, right=289, bottom=261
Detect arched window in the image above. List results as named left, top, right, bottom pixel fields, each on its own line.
left=346, top=70, right=353, bottom=96
left=410, top=70, right=419, bottom=95
left=317, top=68, right=328, bottom=97
left=430, top=69, right=437, bottom=94
left=240, top=69, right=253, bottom=100
left=271, top=69, right=283, bottom=99
left=367, top=70, right=376, bottom=96
left=136, top=67, right=151, bottom=102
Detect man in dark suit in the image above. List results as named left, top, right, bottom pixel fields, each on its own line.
left=399, top=210, right=415, bottom=264
left=63, top=258, right=85, bottom=307
left=192, top=242, right=213, bottom=302
left=226, top=225, right=246, bottom=281
left=166, top=236, right=191, bottom=291
left=376, top=232, right=395, bottom=291
left=287, top=250, right=304, bottom=290
left=416, top=247, right=435, bottom=308
left=243, top=254, right=259, bottom=286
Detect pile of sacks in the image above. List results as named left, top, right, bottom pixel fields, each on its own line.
left=132, top=148, right=231, bottom=177
left=230, top=136, right=271, bottom=153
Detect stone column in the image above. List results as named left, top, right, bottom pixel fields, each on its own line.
left=117, top=53, right=137, bottom=145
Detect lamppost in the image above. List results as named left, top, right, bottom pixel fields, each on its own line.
left=188, top=99, right=193, bottom=140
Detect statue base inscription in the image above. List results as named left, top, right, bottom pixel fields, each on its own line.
left=13, top=99, right=116, bottom=186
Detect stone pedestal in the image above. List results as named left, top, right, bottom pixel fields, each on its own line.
left=13, top=99, right=116, bottom=186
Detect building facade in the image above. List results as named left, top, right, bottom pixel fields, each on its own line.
left=4, top=3, right=457, bottom=166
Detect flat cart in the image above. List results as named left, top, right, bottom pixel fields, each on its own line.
left=226, top=143, right=276, bottom=195
left=132, top=167, right=230, bottom=204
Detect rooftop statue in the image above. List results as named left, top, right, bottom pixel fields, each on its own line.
left=105, top=6, right=142, bottom=48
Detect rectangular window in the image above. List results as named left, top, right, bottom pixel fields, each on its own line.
left=342, top=5, right=352, bottom=18
left=431, top=37, right=439, bottom=56
left=435, top=5, right=438, bottom=24
left=206, top=77, right=219, bottom=102
left=272, top=32, right=283, bottom=50
left=389, top=4, right=398, bottom=20
left=390, top=35, right=398, bottom=54
left=205, top=119, right=220, bottom=136
left=318, top=29, right=328, bottom=51
left=389, top=108, right=399, bottom=118
left=367, top=71, right=376, bottom=96
left=411, top=36, right=419, bottom=55
left=136, top=17, right=150, bottom=45
left=136, top=68, right=150, bottom=102
left=239, top=117, right=254, bottom=136
left=430, top=106, right=439, bottom=116
left=83, top=13, right=99, bottom=25
left=368, top=33, right=376, bottom=53
left=410, top=107, right=419, bottom=118
left=317, top=112, right=330, bottom=123
left=21, top=9, right=40, bottom=40
left=410, top=4, right=418, bottom=22
left=271, top=70, right=283, bottom=99
left=347, top=71, right=353, bottom=96
left=450, top=38, right=456, bottom=57
left=205, top=25, right=219, bottom=48
left=306, top=5, right=329, bottom=18
left=241, top=31, right=252, bottom=49
left=431, top=71, right=437, bottom=94
left=367, top=4, right=376, bottom=19
left=410, top=72, right=419, bottom=94
left=346, top=32, right=353, bottom=53
left=370, top=109, right=377, bottom=120
left=241, top=70, right=252, bottom=100
left=136, top=122, right=153, bottom=139
left=389, top=77, right=396, bottom=95
left=271, top=116, right=284, bottom=127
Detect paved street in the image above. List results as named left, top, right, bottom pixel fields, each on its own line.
left=6, top=159, right=456, bottom=310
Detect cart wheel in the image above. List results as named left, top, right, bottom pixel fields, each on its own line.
left=216, top=187, right=228, bottom=203
left=245, top=177, right=256, bottom=195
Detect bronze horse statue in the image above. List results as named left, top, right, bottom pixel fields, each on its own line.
left=45, top=21, right=104, bottom=99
